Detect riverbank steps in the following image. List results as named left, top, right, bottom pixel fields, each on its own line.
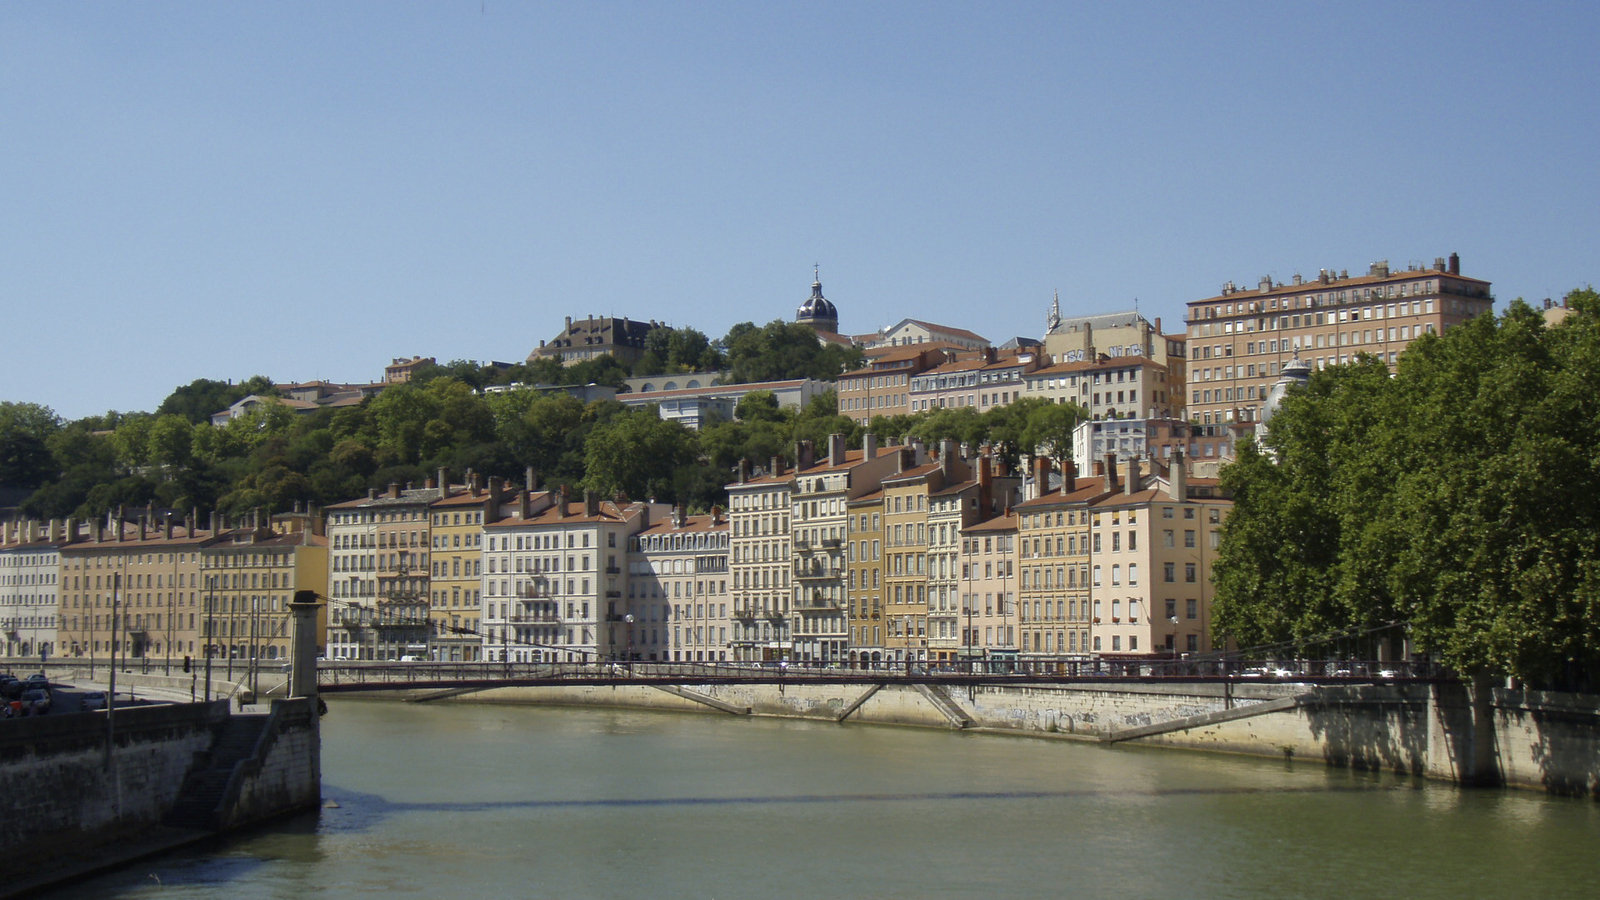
left=376, top=679, right=1600, bottom=798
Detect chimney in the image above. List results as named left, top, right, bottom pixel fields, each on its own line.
left=526, top=466, right=539, bottom=492
left=978, top=453, right=993, bottom=516
left=387, top=482, right=401, bottom=499
left=939, top=439, right=958, bottom=481
left=1448, top=252, right=1460, bottom=275
left=438, top=467, right=450, bottom=497
left=557, top=486, right=570, bottom=518
left=1168, top=449, right=1188, bottom=501
left=164, top=517, right=173, bottom=540
left=710, top=505, right=723, bottom=525
left=1154, top=316, right=1162, bottom=335
left=864, top=433, right=878, bottom=460
left=1061, top=458, right=1077, bottom=487
left=64, top=517, right=76, bottom=545
left=1103, top=452, right=1119, bottom=493
left=368, top=488, right=378, bottom=501
left=770, top=455, right=783, bottom=477
left=737, top=459, right=750, bottom=484
left=584, top=491, right=600, bottom=517
left=518, top=489, right=531, bottom=520
left=1125, top=456, right=1141, bottom=495
left=829, top=432, right=846, bottom=467
left=1033, top=455, right=1053, bottom=499
left=796, top=440, right=815, bottom=471
left=911, top=438, right=927, bottom=465
left=425, top=476, right=435, bottom=490
left=673, top=503, right=686, bottom=528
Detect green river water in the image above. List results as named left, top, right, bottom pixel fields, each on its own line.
left=39, top=698, right=1600, bottom=899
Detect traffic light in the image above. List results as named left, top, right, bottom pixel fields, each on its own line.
left=183, top=655, right=192, bottom=673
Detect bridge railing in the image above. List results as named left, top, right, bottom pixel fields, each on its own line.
left=313, top=657, right=1447, bottom=687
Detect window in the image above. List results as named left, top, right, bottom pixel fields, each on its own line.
left=1185, top=563, right=1196, bottom=583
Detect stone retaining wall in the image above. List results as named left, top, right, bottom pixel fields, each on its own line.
left=401, top=679, right=1599, bottom=797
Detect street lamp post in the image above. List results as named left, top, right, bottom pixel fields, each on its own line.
left=624, top=613, right=635, bottom=669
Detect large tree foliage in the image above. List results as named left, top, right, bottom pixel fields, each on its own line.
left=1214, top=292, right=1600, bottom=683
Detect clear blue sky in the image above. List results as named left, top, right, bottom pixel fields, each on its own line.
left=4, top=2, right=1595, bottom=421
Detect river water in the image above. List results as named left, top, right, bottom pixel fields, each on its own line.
left=42, top=699, right=1600, bottom=899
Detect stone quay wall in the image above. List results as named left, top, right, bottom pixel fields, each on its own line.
left=401, top=679, right=1599, bottom=797
left=0, top=701, right=229, bottom=872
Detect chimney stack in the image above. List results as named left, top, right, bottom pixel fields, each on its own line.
left=438, top=467, right=450, bottom=497
left=828, top=432, right=846, bottom=467
left=1033, top=455, right=1053, bottom=499
left=557, top=486, right=570, bottom=518
left=1448, top=252, right=1460, bottom=275
left=978, top=452, right=993, bottom=515
left=864, top=433, right=878, bottom=460
left=518, top=489, right=531, bottom=520
left=1103, top=452, right=1119, bottom=493
left=1125, top=456, right=1141, bottom=495
left=584, top=491, right=600, bottom=517
left=526, top=466, right=539, bottom=492
left=737, top=459, right=750, bottom=484
left=770, top=455, right=783, bottom=477
left=1168, top=449, right=1188, bottom=501
left=940, top=439, right=958, bottom=482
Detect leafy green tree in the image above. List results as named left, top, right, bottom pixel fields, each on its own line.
left=1213, top=292, right=1600, bottom=684
left=722, top=320, right=862, bottom=383
left=157, top=376, right=275, bottom=424
left=0, top=402, right=62, bottom=489
left=581, top=408, right=698, bottom=501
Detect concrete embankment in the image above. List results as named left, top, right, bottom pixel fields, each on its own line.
left=377, top=679, right=1600, bottom=798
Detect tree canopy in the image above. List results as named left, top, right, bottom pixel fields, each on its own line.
left=1213, top=290, right=1600, bottom=685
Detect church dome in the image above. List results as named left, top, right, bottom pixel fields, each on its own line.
left=797, top=280, right=837, bottom=322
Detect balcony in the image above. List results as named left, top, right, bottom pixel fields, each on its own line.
left=793, top=566, right=833, bottom=581
left=605, top=566, right=621, bottom=574
left=820, top=537, right=843, bottom=549
left=605, top=590, right=622, bottom=599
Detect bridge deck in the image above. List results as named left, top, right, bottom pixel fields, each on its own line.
left=315, top=660, right=1443, bottom=693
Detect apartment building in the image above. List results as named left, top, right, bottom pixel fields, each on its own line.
left=846, top=489, right=886, bottom=664
left=482, top=490, right=655, bottom=663
left=57, top=515, right=213, bottom=670
left=958, top=511, right=1019, bottom=662
left=727, top=459, right=793, bottom=661
left=789, top=435, right=904, bottom=663
left=1185, top=254, right=1492, bottom=436
left=324, top=480, right=445, bottom=661
left=201, top=519, right=329, bottom=680
left=628, top=508, right=730, bottom=662
left=1024, top=353, right=1181, bottom=421
left=861, top=319, right=989, bottom=352
left=1, top=519, right=62, bottom=660
left=908, top=349, right=1041, bottom=414
left=925, top=452, right=1006, bottom=662
left=428, top=477, right=502, bottom=661
left=836, top=346, right=950, bottom=425
left=1013, top=460, right=1107, bottom=657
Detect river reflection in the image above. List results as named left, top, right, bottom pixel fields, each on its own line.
left=40, top=699, right=1600, bottom=900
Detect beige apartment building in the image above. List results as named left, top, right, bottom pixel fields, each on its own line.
left=429, top=478, right=502, bottom=661
left=836, top=346, right=949, bottom=425
left=1088, top=455, right=1228, bottom=657
left=727, top=459, right=794, bottom=661
left=1013, top=460, right=1106, bottom=658
left=790, top=435, right=904, bottom=663
left=628, top=509, right=730, bottom=662
left=1185, top=255, right=1492, bottom=438
left=57, top=515, right=213, bottom=672
left=846, top=489, right=886, bottom=664
left=201, top=518, right=329, bottom=684
left=958, top=511, right=1019, bottom=662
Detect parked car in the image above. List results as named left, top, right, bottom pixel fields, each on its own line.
left=0, top=675, right=20, bottom=700
left=24, top=673, right=49, bottom=689
left=21, top=688, right=50, bottom=715
left=81, top=691, right=107, bottom=712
